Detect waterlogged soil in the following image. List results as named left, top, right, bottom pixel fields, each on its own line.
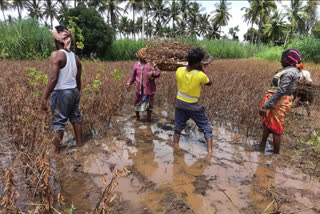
left=53, top=104, right=320, bottom=214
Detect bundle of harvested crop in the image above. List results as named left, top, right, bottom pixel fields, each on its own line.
left=136, top=40, right=211, bottom=71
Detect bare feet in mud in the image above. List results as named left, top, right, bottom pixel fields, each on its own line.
left=54, top=146, right=61, bottom=154
left=77, top=142, right=83, bottom=147
left=251, top=143, right=266, bottom=152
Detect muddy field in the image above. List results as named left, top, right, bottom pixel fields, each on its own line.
left=51, top=104, right=320, bottom=214
left=1, top=59, right=320, bottom=214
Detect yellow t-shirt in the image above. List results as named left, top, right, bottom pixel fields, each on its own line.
left=176, top=67, right=209, bottom=103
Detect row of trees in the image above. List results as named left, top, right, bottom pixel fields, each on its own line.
left=0, top=0, right=319, bottom=45
left=242, top=0, right=318, bottom=46
left=0, top=0, right=233, bottom=39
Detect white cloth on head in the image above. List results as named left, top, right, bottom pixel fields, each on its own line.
left=299, top=69, right=312, bottom=83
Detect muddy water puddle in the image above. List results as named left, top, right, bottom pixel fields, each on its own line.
left=55, top=107, right=320, bottom=214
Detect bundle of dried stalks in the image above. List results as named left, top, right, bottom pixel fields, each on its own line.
left=136, top=40, right=210, bottom=71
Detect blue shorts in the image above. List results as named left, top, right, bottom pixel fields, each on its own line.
left=174, top=107, right=213, bottom=139
left=50, top=88, right=82, bottom=131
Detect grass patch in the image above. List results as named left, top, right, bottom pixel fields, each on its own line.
left=103, top=39, right=145, bottom=61
left=256, top=46, right=283, bottom=61
left=0, top=19, right=54, bottom=60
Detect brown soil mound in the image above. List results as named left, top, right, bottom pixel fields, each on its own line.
left=136, top=40, right=210, bottom=71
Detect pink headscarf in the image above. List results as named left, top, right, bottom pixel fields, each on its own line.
left=51, top=28, right=72, bottom=51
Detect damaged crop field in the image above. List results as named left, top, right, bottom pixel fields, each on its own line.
left=1, top=58, right=320, bottom=214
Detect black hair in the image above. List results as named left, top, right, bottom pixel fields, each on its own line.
left=187, top=48, right=205, bottom=66
left=55, top=25, right=67, bottom=33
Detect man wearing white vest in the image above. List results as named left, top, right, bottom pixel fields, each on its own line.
left=41, top=25, right=83, bottom=153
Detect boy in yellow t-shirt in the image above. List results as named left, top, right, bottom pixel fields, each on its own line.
left=174, top=48, right=213, bottom=153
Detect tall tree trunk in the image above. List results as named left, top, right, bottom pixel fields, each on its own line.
left=74, top=0, right=76, bottom=8
left=172, top=0, right=175, bottom=38
left=2, top=9, right=6, bottom=23
left=133, top=7, right=136, bottom=40
left=17, top=6, right=21, bottom=19
left=141, top=1, right=145, bottom=40
left=257, top=17, right=262, bottom=48
left=250, top=22, right=254, bottom=44
left=50, top=16, right=53, bottom=29
left=284, top=27, right=292, bottom=48
left=107, top=10, right=110, bottom=25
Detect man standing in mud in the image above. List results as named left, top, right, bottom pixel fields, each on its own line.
left=41, top=25, right=83, bottom=153
left=174, top=48, right=213, bottom=153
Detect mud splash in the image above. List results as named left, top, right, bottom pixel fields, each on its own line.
left=52, top=105, right=320, bottom=214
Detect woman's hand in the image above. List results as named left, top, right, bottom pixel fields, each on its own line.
left=146, top=71, right=154, bottom=79
left=259, top=107, right=266, bottom=116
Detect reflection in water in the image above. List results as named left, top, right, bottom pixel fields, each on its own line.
left=129, top=123, right=158, bottom=178
left=55, top=153, right=95, bottom=212
left=46, top=107, right=320, bottom=214
left=248, top=153, right=275, bottom=212
left=128, top=120, right=213, bottom=213
left=171, top=149, right=211, bottom=213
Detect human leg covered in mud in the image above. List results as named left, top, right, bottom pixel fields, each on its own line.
left=174, top=107, right=213, bottom=153
left=72, top=122, right=83, bottom=147
left=256, top=124, right=281, bottom=154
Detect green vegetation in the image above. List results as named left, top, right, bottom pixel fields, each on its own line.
left=256, top=46, right=282, bottom=61
left=195, top=39, right=259, bottom=59
left=288, top=36, right=320, bottom=63
left=0, top=17, right=320, bottom=63
left=60, top=6, right=114, bottom=58
left=103, top=39, right=145, bottom=61
left=0, top=19, right=54, bottom=60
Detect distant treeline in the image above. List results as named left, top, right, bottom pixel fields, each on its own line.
left=0, top=19, right=320, bottom=63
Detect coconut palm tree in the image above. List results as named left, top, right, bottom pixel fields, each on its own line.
left=198, top=13, right=211, bottom=38
left=118, top=16, right=129, bottom=38
left=88, top=0, right=107, bottom=15
left=135, top=16, right=143, bottom=39
left=263, top=11, right=287, bottom=44
left=43, top=0, right=58, bottom=29
left=285, top=0, right=307, bottom=36
left=88, top=0, right=123, bottom=32
left=168, top=0, right=179, bottom=37
left=145, top=20, right=153, bottom=39
left=0, top=0, right=10, bottom=22
left=128, top=19, right=135, bottom=38
left=206, top=23, right=220, bottom=40
left=123, top=0, right=143, bottom=40
left=142, top=0, right=154, bottom=38
left=211, top=0, right=232, bottom=37
left=253, top=0, right=277, bottom=47
left=304, top=0, right=318, bottom=33
left=57, top=0, right=69, bottom=11
left=188, top=2, right=203, bottom=37
left=154, top=19, right=163, bottom=37
left=178, top=0, right=191, bottom=36
left=242, top=1, right=259, bottom=44
left=26, top=0, right=43, bottom=21
left=150, top=0, right=169, bottom=26
left=11, top=0, right=25, bottom=19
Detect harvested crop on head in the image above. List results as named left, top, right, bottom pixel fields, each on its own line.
left=136, top=40, right=211, bottom=71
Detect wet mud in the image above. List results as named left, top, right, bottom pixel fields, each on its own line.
left=53, top=104, right=320, bottom=214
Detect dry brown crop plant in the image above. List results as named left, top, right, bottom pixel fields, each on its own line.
left=0, top=59, right=319, bottom=212
left=0, top=60, right=130, bottom=213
